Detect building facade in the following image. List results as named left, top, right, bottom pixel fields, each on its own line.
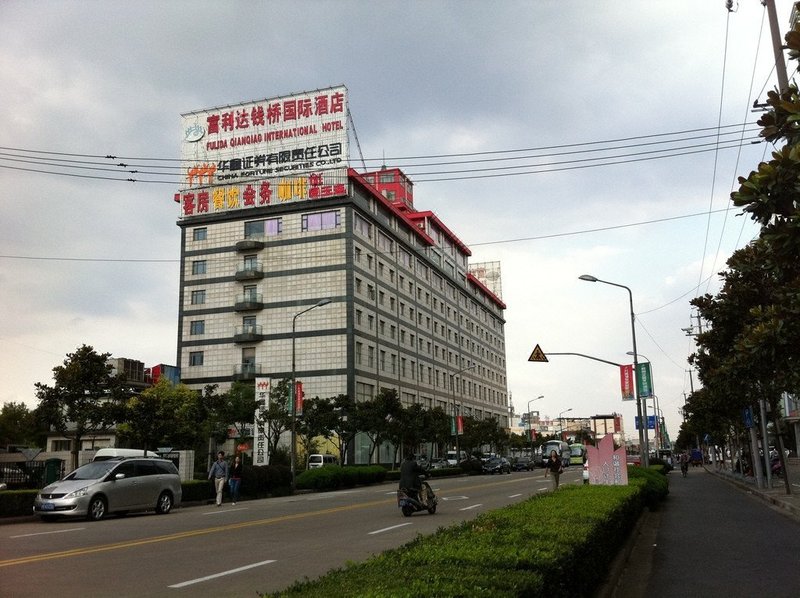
left=174, top=88, right=509, bottom=459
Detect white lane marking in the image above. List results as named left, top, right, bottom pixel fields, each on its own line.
left=509, top=493, right=523, bottom=498
left=460, top=504, right=483, bottom=511
left=442, top=496, right=469, bottom=501
left=369, top=522, right=413, bottom=535
left=305, top=490, right=357, bottom=500
left=10, top=527, right=85, bottom=539
left=202, top=507, right=248, bottom=515
left=169, top=560, right=276, bottom=588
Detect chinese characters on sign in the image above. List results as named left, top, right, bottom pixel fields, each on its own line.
left=253, top=378, right=270, bottom=466
left=175, top=170, right=348, bottom=218
left=180, top=86, right=349, bottom=190
left=619, top=364, right=634, bottom=401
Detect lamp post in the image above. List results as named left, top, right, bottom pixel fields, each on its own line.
left=290, top=298, right=332, bottom=491
left=627, top=351, right=661, bottom=453
left=527, top=395, right=544, bottom=458
left=450, top=363, right=476, bottom=461
left=559, top=408, right=573, bottom=440
left=579, top=274, right=649, bottom=466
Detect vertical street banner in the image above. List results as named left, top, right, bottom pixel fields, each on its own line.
left=620, top=364, right=634, bottom=401
left=456, top=415, right=464, bottom=435
left=295, top=381, right=304, bottom=416
left=636, top=362, right=653, bottom=398
left=450, top=416, right=457, bottom=436
left=253, top=378, right=270, bottom=466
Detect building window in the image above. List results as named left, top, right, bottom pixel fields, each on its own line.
left=245, top=220, right=263, bottom=238
left=189, top=351, right=204, bottom=366
left=192, top=228, right=207, bottom=241
left=302, top=210, right=340, bottom=231
left=190, top=320, right=205, bottom=335
left=242, top=315, right=257, bottom=333
left=191, top=290, right=206, bottom=305
left=356, top=342, right=363, bottom=365
left=379, top=172, right=395, bottom=183
left=243, top=284, right=258, bottom=301
left=192, top=260, right=206, bottom=275
left=356, top=382, right=374, bottom=402
left=245, top=218, right=282, bottom=238
left=355, top=213, right=373, bottom=238
left=51, top=439, right=71, bottom=452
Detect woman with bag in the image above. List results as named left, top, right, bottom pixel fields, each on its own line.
left=228, top=455, right=242, bottom=505
left=544, top=449, right=563, bottom=490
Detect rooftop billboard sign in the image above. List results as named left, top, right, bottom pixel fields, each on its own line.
left=180, top=85, right=349, bottom=190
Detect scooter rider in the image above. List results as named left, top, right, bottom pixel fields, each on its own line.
left=399, top=453, right=426, bottom=506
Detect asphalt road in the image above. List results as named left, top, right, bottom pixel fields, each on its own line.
left=614, top=467, right=800, bottom=598
left=1, top=467, right=581, bottom=597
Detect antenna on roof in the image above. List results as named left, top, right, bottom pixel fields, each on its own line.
left=347, top=107, right=367, bottom=171
left=381, top=149, right=386, bottom=171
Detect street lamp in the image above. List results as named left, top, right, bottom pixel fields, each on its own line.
left=291, top=298, right=332, bottom=491
left=579, top=274, right=649, bottom=466
left=450, top=363, right=476, bottom=461
left=559, top=408, right=573, bottom=440
left=527, top=395, right=544, bottom=458
left=627, top=351, right=661, bottom=453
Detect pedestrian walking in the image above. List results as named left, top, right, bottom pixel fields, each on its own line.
left=544, top=449, right=563, bottom=489
left=229, top=455, right=242, bottom=505
left=208, top=451, right=229, bottom=506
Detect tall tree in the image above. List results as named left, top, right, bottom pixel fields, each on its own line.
left=35, top=345, right=126, bottom=469
left=329, top=394, right=358, bottom=465
left=296, top=396, right=337, bottom=466
left=358, top=388, right=403, bottom=463
left=0, top=402, right=41, bottom=448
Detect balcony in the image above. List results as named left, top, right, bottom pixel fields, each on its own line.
left=234, top=325, right=264, bottom=343
left=235, top=237, right=265, bottom=252
left=234, top=293, right=264, bottom=312
left=235, top=261, right=264, bottom=281
left=232, top=362, right=263, bottom=381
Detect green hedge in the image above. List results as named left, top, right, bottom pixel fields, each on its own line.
left=0, top=489, right=36, bottom=517
left=265, top=482, right=648, bottom=597
left=295, top=465, right=386, bottom=491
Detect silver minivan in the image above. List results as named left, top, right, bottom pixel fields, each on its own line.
left=33, top=457, right=182, bottom=521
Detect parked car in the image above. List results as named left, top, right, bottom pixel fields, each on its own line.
left=429, top=459, right=449, bottom=470
left=33, top=457, right=182, bottom=521
left=512, top=458, right=533, bottom=471
left=482, top=457, right=512, bottom=475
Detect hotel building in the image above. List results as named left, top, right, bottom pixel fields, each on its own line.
left=174, top=87, right=509, bottom=460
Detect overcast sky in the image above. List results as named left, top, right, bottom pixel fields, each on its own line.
left=1, top=1, right=794, bottom=445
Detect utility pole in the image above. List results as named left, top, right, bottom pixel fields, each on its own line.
left=765, top=0, right=790, bottom=94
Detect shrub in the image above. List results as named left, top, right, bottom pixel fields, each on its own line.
left=263, top=483, right=651, bottom=597
left=295, top=465, right=387, bottom=491
left=0, top=489, right=36, bottom=517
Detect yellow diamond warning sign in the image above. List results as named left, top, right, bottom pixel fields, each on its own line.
left=528, top=344, right=548, bottom=362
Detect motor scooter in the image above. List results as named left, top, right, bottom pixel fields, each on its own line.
left=397, top=475, right=438, bottom=517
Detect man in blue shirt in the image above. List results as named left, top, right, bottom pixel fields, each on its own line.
left=208, top=451, right=229, bottom=506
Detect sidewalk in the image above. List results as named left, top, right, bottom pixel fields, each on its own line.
left=707, top=455, right=800, bottom=522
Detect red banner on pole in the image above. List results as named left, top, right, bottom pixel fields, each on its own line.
left=295, top=381, right=304, bottom=415
left=620, top=364, right=634, bottom=401
left=456, top=415, right=464, bottom=435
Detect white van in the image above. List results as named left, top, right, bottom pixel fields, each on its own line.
left=307, top=454, right=338, bottom=469
left=445, top=450, right=467, bottom=466
left=92, top=448, right=159, bottom=461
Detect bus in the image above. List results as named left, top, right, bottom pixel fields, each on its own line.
left=569, top=443, right=586, bottom=465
